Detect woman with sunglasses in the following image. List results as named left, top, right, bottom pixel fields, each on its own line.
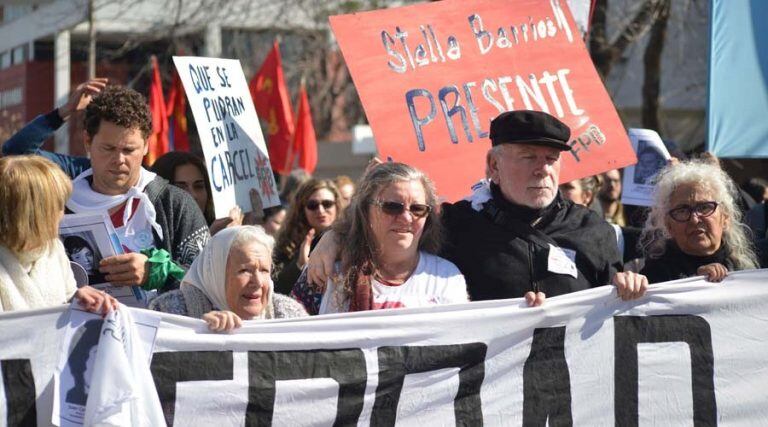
left=273, top=178, right=342, bottom=295
left=614, top=160, right=759, bottom=299
left=313, top=162, right=468, bottom=314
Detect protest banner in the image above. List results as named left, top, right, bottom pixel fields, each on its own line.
left=621, top=128, right=671, bottom=207
left=3, top=270, right=768, bottom=425
left=708, top=0, right=768, bottom=158
left=330, top=0, right=636, bottom=200
left=172, top=57, right=280, bottom=218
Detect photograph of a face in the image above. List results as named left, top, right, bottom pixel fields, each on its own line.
left=62, top=231, right=106, bottom=286
left=59, top=213, right=146, bottom=307
left=633, top=139, right=666, bottom=185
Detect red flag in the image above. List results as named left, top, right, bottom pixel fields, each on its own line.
left=145, top=56, right=169, bottom=165
left=292, top=84, right=317, bottom=173
left=165, top=70, right=190, bottom=152
left=248, top=41, right=295, bottom=175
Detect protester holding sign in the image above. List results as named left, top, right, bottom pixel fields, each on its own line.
left=149, top=226, right=306, bottom=331
left=0, top=156, right=117, bottom=313
left=305, top=162, right=468, bottom=314
left=66, top=86, right=210, bottom=293
left=273, top=179, right=342, bottom=295
left=309, top=111, right=640, bottom=306
left=619, top=160, right=760, bottom=293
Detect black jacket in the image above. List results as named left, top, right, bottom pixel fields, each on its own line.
left=441, top=186, right=622, bottom=301
left=640, top=241, right=733, bottom=284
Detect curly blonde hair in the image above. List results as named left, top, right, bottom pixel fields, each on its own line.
left=639, top=160, right=758, bottom=269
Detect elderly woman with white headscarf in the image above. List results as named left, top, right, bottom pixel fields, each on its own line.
left=150, top=226, right=307, bottom=331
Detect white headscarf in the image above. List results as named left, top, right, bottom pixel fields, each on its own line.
left=181, top=226, right=275, bottom=319
left=66, top=168, right=163, bottom=242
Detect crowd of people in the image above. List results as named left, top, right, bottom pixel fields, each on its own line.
left=1, top=78, right=767, bottom=334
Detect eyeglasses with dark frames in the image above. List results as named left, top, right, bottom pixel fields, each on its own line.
left=373, top=200, right=432, bottom=218
left=305, top=200, right=336, bottom=211
left=667, top=201, right=719, bottom=222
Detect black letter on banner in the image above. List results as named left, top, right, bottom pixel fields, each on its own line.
left=246, top=349, right=366, bottom=426
left=2, top=359, right=36, bottom=427
left=523, top=327, right=572, bottom=426
left=614, top=315, right=716, bottom=426
left=371, top=343, right=487, bottom=426
left=150, top=351, right=234, bottom=427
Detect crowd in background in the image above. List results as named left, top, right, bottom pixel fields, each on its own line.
left=1, top=79, right=767, bottom=333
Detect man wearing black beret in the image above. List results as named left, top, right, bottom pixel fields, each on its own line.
left=308, top=110, right=645, bottom=305
left=439, top=110, right=633, bottom=305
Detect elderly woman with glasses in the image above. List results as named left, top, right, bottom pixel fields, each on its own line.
left=309, top=162, right=468, bottom=314
left=614, top=160, right=760, bottom=300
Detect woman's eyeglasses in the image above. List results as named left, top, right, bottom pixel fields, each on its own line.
left=306, top=200, right=335, bottom=211
left=667, top=201, right=719, bottom=222
left=373, top=200, right=432, bottom=218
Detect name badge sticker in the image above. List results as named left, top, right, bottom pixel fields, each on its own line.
left=547, top=244, right=578, bottom=279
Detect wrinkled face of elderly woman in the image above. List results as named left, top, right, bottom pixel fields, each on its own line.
left=665, top=183, right=729, bottom=257
left=225, top=241, right=272, bottom=319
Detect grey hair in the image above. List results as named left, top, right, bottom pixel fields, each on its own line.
left=639, top=160, right=759, bottom=270
left=334, top=162, right=444, bottom=291
left=231, top=225, right=275, bottom=254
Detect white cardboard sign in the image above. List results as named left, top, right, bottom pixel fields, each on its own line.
left=172, top=56, right=280, bottom=218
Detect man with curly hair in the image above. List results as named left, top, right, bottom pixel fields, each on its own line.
left=65, top=86, right=209, bottom=293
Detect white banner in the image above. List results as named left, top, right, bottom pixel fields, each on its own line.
left=2, top=270, right=768, bottom=425
left=172, top=56, right=280, bottom=218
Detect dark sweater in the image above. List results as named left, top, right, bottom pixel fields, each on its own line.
left=442, top=185, right=622, bottom=301
left=145, top=176, right=210, bottom=271
left=67, top=176, right=210, bottom=292
left=640, top=242, right=733, bottom=284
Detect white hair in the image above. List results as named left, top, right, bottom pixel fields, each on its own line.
left=640, top=160, right=758, bottom=269
left=231, top=225, right=275, bottom=254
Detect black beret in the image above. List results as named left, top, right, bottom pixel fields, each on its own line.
left=489, top=110, right=572, bottom=151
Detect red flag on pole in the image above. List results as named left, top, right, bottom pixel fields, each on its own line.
left=145, top=55, right=169, bottom=166
left=292, top=83, right=317, bottom=174
left=248, top=40, right=295, bottom=175
left=165, top=70, right=190, bottom=152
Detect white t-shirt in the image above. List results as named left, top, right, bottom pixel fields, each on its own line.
left=319, top=252, right=468, bottom=314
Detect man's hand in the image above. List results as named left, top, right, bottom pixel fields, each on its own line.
left=58, top=78, right=108, bottom=120
left=99, top=252, right=149, bottom=286
left=524, top=291, right=546, bottom=307
left=697, top=263, right=728, bottom=282
left=306, top=229, right=340, bottom=287
left=74, top=286, right=119, bottom=315
left=203, top=310, right=243, bottom=332
left=612, top=271, right=649, bottom=300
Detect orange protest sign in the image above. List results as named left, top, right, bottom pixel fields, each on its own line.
left=330, top=0, right=635, bottom=200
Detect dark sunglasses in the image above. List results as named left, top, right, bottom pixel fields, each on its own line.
left=373, top=200, right=432, bottom=218
left=667, top=201, right=719, bottom=222
left=306, top=200, right=335, bottom=211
